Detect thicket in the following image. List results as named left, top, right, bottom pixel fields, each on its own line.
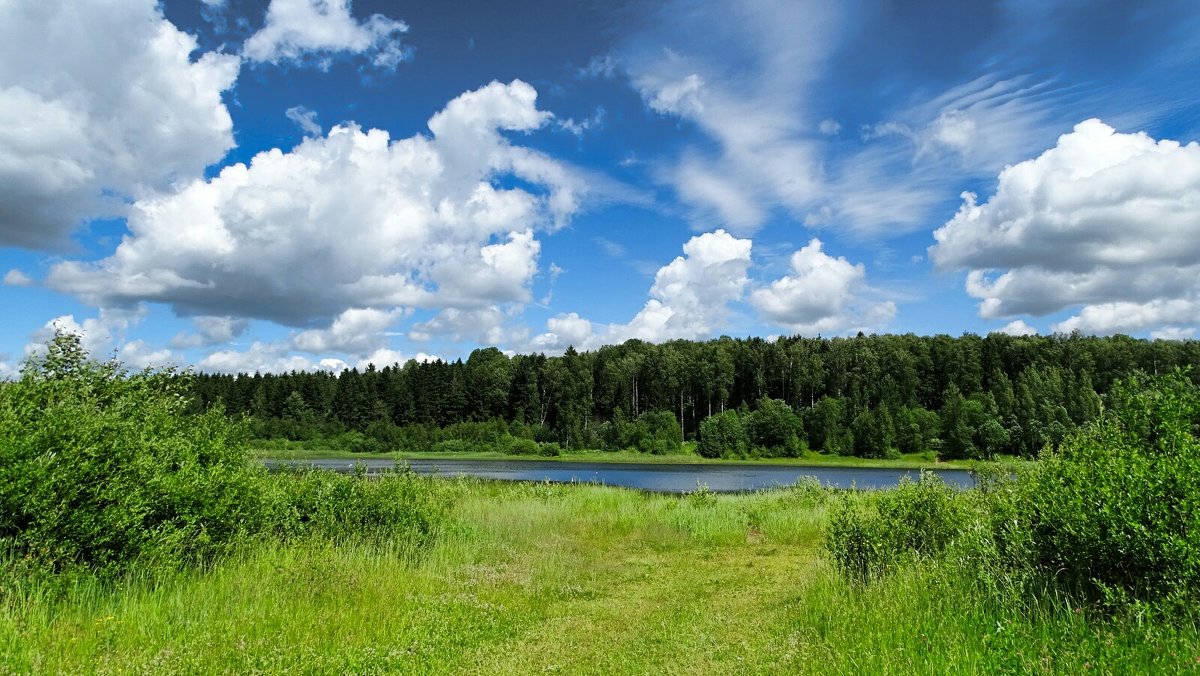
left=0, top=333, right=449, bottom=580
left=191, top=333, right=1198, bottom=460
left=826, top=370, right=1200, bottom=619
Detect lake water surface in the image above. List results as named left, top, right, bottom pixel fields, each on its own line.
left=266, top=457, right=975, bottom=493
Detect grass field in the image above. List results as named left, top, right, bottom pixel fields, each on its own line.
left=3, top=478, right=1196, bottom=674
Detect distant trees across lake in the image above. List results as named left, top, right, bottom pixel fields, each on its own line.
left=189, top=333, right=1200, bottom=460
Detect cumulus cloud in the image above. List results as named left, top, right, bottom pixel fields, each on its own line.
left=196, top=342, right=325, bottom=374
left=47, top=80, right=581, bottom=329
left=532, top=229, right=753, bottom=350
left=0, top=0, right=239, bottom=249
left=243, top=0, right=411, bottom=70
left=750, top=239, right=895, bottom=335
left=191, top=339, right=435, bottom=374
left=3, top=269, right=33, bottom=287
left=930, top=119, right=1200, bottom=336
left=409, top=307, right=527, bottom=346
left=292, top=307, right=400, bottom=354
left=997, top=319, right=1037, bottom=336
left=170, top=315, right=250, bottom=349
left=26, top=307, right=149, bottom=361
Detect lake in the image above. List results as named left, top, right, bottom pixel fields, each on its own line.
left=265, top=457, right=975, bottom=493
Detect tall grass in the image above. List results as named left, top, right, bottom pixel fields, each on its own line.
left=5, top=478, right=1198, bottom=673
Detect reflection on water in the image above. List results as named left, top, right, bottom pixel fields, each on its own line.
left=265, top=457, right=975, bottom=493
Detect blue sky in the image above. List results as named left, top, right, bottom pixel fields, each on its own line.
left=2, top=0, right=1200, bottom=375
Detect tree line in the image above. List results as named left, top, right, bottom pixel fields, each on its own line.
left=189, top=332, right=1200, bottom=460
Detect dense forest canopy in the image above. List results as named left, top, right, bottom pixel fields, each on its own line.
left=190, top=332, right=1200, bottom=460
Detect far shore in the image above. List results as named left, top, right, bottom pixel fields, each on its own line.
left=251, top=446, right=1028, bottom=471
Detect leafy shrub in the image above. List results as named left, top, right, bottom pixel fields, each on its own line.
left=826, top=371, right=1200, bottom=619
left=538, top=441, right=563, bottom=457
left=747, top=398, right=803, bottom=457
left=697, top=409, right=748, bottom=458
left=1019, top=371, right=1200, bottom=613
left=0, top=333, right=265, bottom=575
left=634, top=410, right=683, bottom=455
left=825, top=472, right=966, bottom=582
left=260, top=465, right=449, bottom=545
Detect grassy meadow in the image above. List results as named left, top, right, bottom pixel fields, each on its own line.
left=5, top=478, right=1198, bottom=674
left=4, top=336, right=1199, bottom=674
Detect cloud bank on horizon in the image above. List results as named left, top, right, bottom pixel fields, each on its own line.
left=1, top=0, right=1198, bottom=376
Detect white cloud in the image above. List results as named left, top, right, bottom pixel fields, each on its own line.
left=26, top=307, right=149, bottom=361
left=285, top=105, right=322, bottom=136
left=621, top=1, right=836, bottom=233
left=556, top=107, right=606, bottom=137
left=530, top=312, right=595, bottom=352
left=409, top=307, right=527, bottom=346
left=356, top=348, right=436, bottom=370
left=534, top=229, right=753, bottom=351
left=930, top=119, right=1200, bottom=336
left=750, top=239, right=895, bottom=335
left=818, top=119, right=841, bottom=136
left=3, top=269, right=33, bottom=287
left=47, top=80, right=581, bottom=330
left=196, top=342, right=322, bottom=374
left=0, top=0, right=239, bottom=249
left=170, top=315, right=250, bottom=349
left=292, top=307, right=400, bottom=354
left=243, top=0, right=411, bottom=70
left=1151, top=326, right=1197, bottom=341
left=997, top=320, right=1037, bottom=336
left=621, top=229, right=752, bottom=341
left=190, top=339, right=435, bottom=374
left=118, top=340, right=178, bottom=370
left=644, top=73, right=706, bottom=117
left=577, top=54, right=618, bottom=79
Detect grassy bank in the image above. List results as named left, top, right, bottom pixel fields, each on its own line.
left=252, top=445, right=992, bottom=470
left=4, top=478, right=1195, bottom=673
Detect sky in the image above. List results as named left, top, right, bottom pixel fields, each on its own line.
left=2, top=0, right=1200, bottom=376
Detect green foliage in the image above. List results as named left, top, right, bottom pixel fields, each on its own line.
left=0, top=332, right=451, bottom=579
left=1019, top=370, right=1200, bottom=614
left=826, top=472, right=966, bottom=582
left=746, top=398, right=803, bottom=457
left=633, top=410, right=682, bottom=455
left=894, top=405, right=941, bottom=455
left=697, top=409, right=748, bottom=458
left=259, top=466, right=449, bottom=545
left=806, top=396, right=853, bottom=455
left=827, top=371, right=1200, bottom=619
left=0, top=332, right=263, bottom=575
left=851, top=406, right=898, bottom=459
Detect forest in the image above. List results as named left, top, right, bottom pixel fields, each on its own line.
left=190, top=332, right=1200, bottom=460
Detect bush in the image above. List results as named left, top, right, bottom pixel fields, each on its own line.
left=825, top=472, right=966, bottom=582
left=1019, top=371, right=1200, bottom=614
left=697, top=409, right=747, bottom=458
left=0, top=333, right=265, bottom=575
left=504, top=436, right=542, bottom=455
left=260, top=465, right=449, bottom=545
left=826, top=371, right=1200, bottom=619
left=747, top=398, right=803, bottom=456
left=634, top=410, right=683, bottom=455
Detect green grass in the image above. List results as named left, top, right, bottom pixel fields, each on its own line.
left=253, top=444, right=990, bottom=470
left=4, top=478, right=1195, bottom=674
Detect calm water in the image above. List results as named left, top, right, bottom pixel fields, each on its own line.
left=265, top=457, right=975, bottom=493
